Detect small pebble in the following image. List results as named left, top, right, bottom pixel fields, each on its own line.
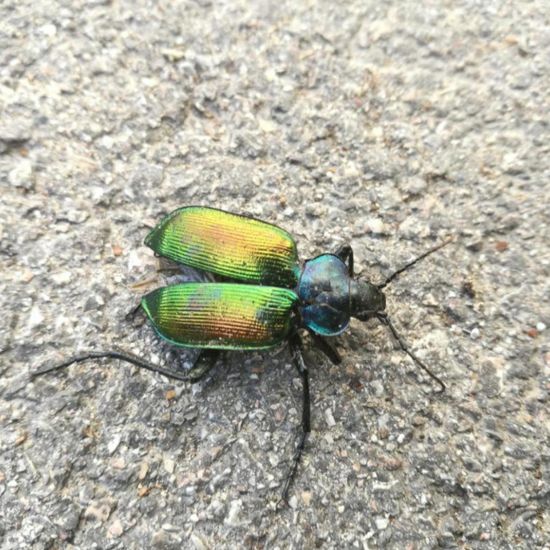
left=165, top=389, right=177, bottom=401
left=325, top=408, right=336, bottom=428
left=8, top=160, right=33, bottom=188
left=366, top=218, right=387, bottom=235
left=224, top=499, right=242, bottom=526
left=112, top=244, right=123, bottom=257
left=107, top=435, right=121, bottom=455
left=163, top=456, right=175, bottom=474
left=110, top=457, right=126, bottom=470
left=84, top=501, right=111, bottom=522
left=108, top=518, right=123, bottom=538
left=495, top=240, right=509, bottom=252
left=27, top=306, right=44, bottom=329
left=138, top=461, right=149, bottom=480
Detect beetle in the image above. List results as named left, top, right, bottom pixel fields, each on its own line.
left=34, top=206, right=451, bottom=501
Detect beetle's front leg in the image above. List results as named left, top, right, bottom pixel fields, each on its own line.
left=335, top=244, right=354, bottom=276
left=280, top=330, right=311, bottom=504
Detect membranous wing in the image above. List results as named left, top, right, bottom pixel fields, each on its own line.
left=145, top=207, right=300, bottom=287
left=141, top=283, right=298, bottom=349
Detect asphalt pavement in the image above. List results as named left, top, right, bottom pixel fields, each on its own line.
left=1, top=1, right=548, bottom=548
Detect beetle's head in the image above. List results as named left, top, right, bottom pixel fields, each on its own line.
left=350, top=237, right=453, bottom=322
left=350, top=280, right=386, bottom=320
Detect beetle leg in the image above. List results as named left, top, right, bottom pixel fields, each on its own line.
left=335, top=244, right=354, bottom=276
left=377, top=313, right=446, bottom=393
left=354, top=310, right=377, bottom=322
left=308, top=331, right=341, bottom=365
left=125, top=302, right=143, bottom=322
left=280, top=330, right=311, bottom=504
left=31, top=349, right=198, bottom=383
left=186, top=349, right=222, bottom=383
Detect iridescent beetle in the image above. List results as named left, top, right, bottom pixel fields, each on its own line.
left=35, top=206, right=451, bottom=501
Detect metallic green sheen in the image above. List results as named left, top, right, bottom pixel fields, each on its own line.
left=144, top=206, right=300, bottom=287
left=141, top=283, right=299, bottom=349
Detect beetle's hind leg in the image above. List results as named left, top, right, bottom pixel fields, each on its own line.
left=31, top=348, right=221, bottom=384
left=335, top=244, right=354, bottom=276
left=280, top=330, right=311, bottom=505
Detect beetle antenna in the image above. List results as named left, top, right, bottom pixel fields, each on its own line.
left=30, top=350, right=193, bottom=382
left=378, top=237, right=453, bottom=289
left=377, top=313, right=445, bottom=393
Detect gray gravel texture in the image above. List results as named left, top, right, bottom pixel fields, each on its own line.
left=1, top=0, right=549, bottom=548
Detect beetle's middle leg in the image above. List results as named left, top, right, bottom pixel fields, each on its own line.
left=335, top=244, right=354, bottom=276
left=280, top=330, right=311, bottom=504
left=125, top=302, right=143, bottom=322
left=186, top=349, right=222, bottom=383
left=308, top=331, right=341, bottom=365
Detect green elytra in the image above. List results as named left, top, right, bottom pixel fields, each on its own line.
left=140, top=206, right=303, bottom=349
left=140, top=282, right=298, bottom=350
left=144, top=205, right=301, bottom=286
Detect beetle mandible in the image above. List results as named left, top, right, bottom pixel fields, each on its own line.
left=34, top=206, right=451, bottom=501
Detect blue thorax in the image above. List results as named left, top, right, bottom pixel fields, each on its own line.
left=297, top=254, right=351, bottom=336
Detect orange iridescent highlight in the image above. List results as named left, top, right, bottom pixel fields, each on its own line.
left=141, top=283, right=299, bottom=349
left=144, top=207, right=300, bottom=287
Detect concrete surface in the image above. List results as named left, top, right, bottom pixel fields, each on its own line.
left=1, top=0, right=548, bottom=548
